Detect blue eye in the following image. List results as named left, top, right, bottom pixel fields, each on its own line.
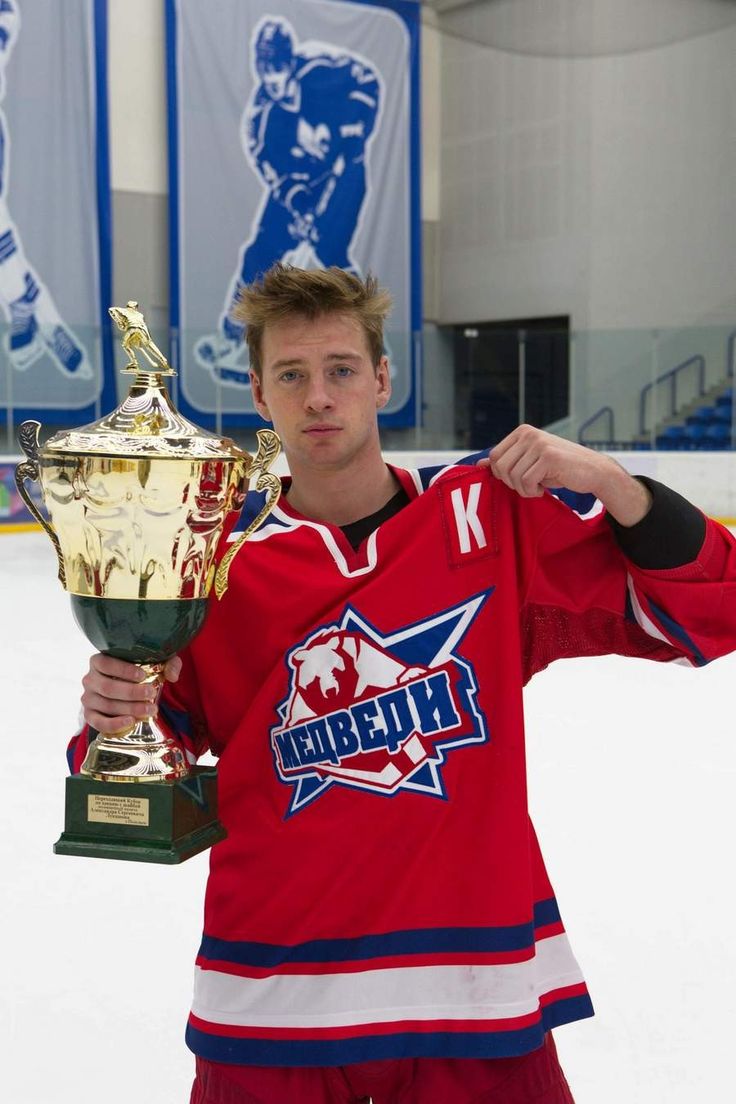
left=334, top=365, right=353, bottom=377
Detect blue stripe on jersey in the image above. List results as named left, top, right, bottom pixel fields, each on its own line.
left=548, top=487, right=598, bottom=516
left=456, top=450, right=491, bottom=466
left=415, top=452, right=489, bottom=490
left=186, top=993, right=594, bottom=1066
left=415, top=465, right=448, bottom=489
left=159, top=700, right=194, bottom=737
left=231, top=489, right=290, bottom=534
left=646, top=597, right=709, bottom=667
left=67, top=726, right=92, bottom=773
left=533, top=897, right=561, bottom=927
left=198, top=904, right=561, bottom=967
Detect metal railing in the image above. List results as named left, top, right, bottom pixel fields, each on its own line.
left=579, top=405, right=614, bottom=444
left=726, top=328, right=736, bottom=379
left=638, top=354, right=705, bottom=436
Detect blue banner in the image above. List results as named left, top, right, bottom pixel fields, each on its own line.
left=0, top=0, right=114, bottom=434
left=167, top=0, right=421, bottom=427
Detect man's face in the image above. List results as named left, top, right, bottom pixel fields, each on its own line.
left=250, top=312, right=391, bottom=474
left=261, top=63, right=292, bottom=101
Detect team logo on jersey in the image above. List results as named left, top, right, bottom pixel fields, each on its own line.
left=271, top=593, right=492, bottom=815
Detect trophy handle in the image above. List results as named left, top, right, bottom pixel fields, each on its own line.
left=15, top=420, right=67, bottom=588
left=214, top=428, right=281, bottom=599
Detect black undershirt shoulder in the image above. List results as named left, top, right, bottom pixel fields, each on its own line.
left=606, top=476, right=706, bottom=570
left=340, top=488, right=410, bottom=551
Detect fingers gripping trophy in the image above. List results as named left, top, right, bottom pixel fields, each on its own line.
left=15, top=302, right=281, bottom=862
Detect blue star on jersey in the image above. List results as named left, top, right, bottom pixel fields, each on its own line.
left=271, top=593, right=493, bottom=816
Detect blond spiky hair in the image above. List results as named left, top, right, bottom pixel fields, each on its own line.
left=234, top=264, right=392, bottom=378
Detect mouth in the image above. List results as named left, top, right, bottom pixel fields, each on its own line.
left=303, top=425, right=342, bottom=435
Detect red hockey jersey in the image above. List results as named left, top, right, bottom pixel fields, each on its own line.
left=70, top=457, right=736, bottom=1067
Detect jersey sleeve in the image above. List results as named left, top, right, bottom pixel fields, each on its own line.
left=518, top=484, right=736, bottom=682
left=157, top=647, right=212, bottom=764
left=65, top=646, right=212, bottom=774
left=67, top=715, right=95, bottom=775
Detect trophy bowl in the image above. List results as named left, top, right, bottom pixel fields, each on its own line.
left=15, top=302, right=281, bottom=862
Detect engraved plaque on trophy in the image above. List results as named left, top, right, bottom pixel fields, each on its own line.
left=15, top=302, right=281, bottom=863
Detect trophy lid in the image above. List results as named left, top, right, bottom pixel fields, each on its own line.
left=42, top=302, right=246, bottom=461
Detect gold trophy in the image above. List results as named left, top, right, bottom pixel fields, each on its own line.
left=15, top=302, right=281, bottom=863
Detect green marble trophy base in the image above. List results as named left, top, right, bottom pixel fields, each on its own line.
left=54, top=767, right=226, bottom=864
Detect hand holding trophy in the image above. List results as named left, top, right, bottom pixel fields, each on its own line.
left=15, top=302, right=281, bottom=862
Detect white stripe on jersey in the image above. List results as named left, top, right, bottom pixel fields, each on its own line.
left=191, top=932, right=584, bottom=1029
left=626, top=573, right=695, bottom=665
left=407, top=468, right=423, bottom=495
left=571, top=497, right=605, bottom=522
left=229, top=505, right=379, bottom=579
left=428, top=464, right=467, bottom=488
left=626, top=573, right=671, bottom=646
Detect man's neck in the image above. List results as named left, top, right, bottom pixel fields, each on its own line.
left=285, top=455, right=400, bottom=527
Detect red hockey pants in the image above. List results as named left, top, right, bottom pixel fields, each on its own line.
left=189, top=1032, right=575, bottom=1103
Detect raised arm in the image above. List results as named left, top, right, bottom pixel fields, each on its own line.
left=479, top=424, right=653, bottom=527
left=476, top=426, right=735, bottom=678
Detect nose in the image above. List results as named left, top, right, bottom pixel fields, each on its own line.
left=304, top=376, right=334, bottom=413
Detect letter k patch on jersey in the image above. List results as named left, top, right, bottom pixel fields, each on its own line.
left=270, top=594, right=493, bottom=815
left=438, top=474, right=498, bottom=566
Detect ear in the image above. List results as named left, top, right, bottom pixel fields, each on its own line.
left=375, top=355, right=392, bottom=410
left=249, top=370, right=272, bottom=422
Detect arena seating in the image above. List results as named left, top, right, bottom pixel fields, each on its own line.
left=655, top=388, right=732, bottom=449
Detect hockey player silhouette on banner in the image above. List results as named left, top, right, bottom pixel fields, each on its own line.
left=0, top=0, right=91, bottom=380
left=195, top=17, right=383, bottom=387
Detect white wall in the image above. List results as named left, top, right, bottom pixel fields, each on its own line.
left=440, top=37, right=593, bottom=325
left=108, top=0, right=168, bottom=195
left=586, top=30, right=736, bottom=330
left=421, top=12, right=442, bottom=223
left=439, top=11, right=736, bottom=333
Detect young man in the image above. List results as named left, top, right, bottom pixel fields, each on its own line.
left=77, top=265, right=736, bottom=1104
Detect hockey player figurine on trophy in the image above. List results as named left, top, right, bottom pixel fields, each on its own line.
left=15, top=302, right=281, bottom=862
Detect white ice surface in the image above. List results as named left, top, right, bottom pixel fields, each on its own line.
left=3, top=531, right=736, bottom=1104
